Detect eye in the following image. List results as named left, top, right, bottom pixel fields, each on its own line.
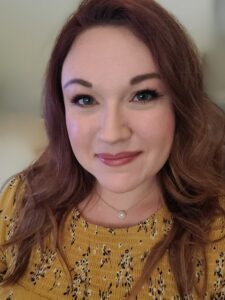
left=132, top=89, right=161, bottom=104
left=71, top=94, right=97, bottom=107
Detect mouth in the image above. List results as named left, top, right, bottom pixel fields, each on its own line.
left=96, top=151, right=142, bottom=167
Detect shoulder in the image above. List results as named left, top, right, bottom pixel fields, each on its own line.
left=205, top=196, right=225, bottom=297
left=0, top=175, right=25, bottom=217
left=209, top=195, right=225, bottom=241
left=0, top=174, right=26, bottom=275
left=206, top=235, right=225, bottom=298
left=0, top=174, right=26, bottom=243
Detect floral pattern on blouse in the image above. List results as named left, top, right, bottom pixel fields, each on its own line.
left=0, top=176, right=224, bottom=300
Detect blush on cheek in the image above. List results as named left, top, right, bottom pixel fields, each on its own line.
left=65, top=120, right=79, bottom=152
left=159, top=106, right=175, bottom=135
left=154, top=110, right=175, bottom=152
left=66, top=117, right=79, bottom=136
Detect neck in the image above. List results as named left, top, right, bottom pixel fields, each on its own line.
left=98, top=176, right=162, bottom=208
left=78, top=176, right=164, bottom=228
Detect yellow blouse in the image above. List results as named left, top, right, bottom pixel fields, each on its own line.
left=0, top=176, right=224, bottom=299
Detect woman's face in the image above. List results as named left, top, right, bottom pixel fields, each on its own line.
left=61, top=26, right=175, bottom=194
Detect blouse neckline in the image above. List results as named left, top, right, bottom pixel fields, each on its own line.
left=69, top=203, right=173, bottom=238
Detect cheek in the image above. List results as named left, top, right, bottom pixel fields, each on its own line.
left=65, top=114, right=86, bottom=152
left=138, top=108, right=175, bottom=148
left=66, top=116, right=79, bottom=142
left=65, top=113, right=95, bottom=156
left=156, top=111, right=175, bottom=152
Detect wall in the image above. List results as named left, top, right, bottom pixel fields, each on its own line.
left=157, top=0, right=214, bottom=51
left=0, top=0, right=215, bottom=115
left=0, top=0, right=79, bottom=115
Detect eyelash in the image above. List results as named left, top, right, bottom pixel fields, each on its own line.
left=71, top=89, right=162, bottom=107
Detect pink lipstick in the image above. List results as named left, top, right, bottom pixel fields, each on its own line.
left=96, top=151, right=141, bottom=166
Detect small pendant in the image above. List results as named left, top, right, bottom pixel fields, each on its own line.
left=118, top=210, right=127, bottom=220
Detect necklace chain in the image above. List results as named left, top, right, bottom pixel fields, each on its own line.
left=98, top=194, right=153, bottom=220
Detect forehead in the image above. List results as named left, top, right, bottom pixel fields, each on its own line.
left=61, top=26, right=158, bottom=86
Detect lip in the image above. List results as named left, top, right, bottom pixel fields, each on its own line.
left=96, top=151, right=142, bottom=167
left=96, top=151, right=142, bottom=159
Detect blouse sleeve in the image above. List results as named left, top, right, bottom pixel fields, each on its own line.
left=0, top=175, right=24, bottom=278
left=207, top=196, right=225, bottom=298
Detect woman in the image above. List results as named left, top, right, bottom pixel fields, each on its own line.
left=0, top=0, right=225, bottom=299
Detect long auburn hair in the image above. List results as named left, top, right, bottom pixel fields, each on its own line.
left=1, top=0, right=225, bottom=298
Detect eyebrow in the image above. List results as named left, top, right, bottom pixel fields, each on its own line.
left=63, top=72, right=161, bottom=89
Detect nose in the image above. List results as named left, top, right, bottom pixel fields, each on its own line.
left=97, top=104, right=131, bottom=143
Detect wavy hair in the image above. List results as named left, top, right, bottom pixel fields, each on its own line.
left=1, top=0, right=225, bottom=298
